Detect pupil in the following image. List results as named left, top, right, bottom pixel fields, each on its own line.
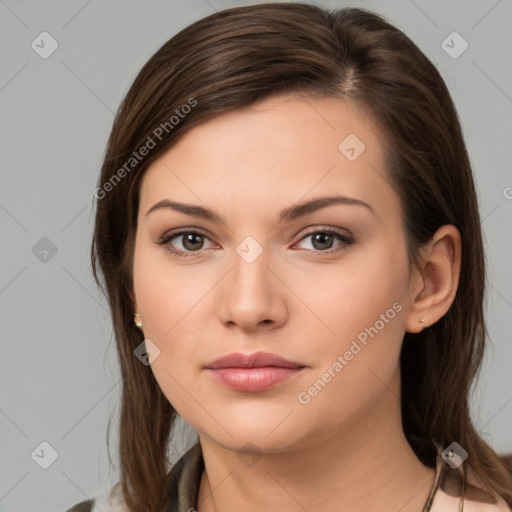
left=184, top=233, right=203, bottom=250
left=313, top=233, right=332, bottom=250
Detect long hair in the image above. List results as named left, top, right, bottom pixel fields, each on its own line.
left=90, top=3, right=512, bottom=511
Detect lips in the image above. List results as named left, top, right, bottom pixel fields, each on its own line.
left=204, top=351, right=305, bottom=392
left=205, top=351, right=304, bottom=370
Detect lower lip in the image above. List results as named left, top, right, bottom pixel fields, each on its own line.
left=206, top=366, right=304, bottom=392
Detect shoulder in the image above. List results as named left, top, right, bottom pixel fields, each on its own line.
left=432, top=487, right=511, bottom=511
left=64, top=498, right=95, bottom=512
left=428, top=455, right=511, bottom=512
left=65, top=484, right=131, bottom=512
left=64, top=444, right=203, bottom=512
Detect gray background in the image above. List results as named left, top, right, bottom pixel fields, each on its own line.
left=1, top=0, right=511, bottom=510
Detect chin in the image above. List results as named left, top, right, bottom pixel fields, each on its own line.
left=192, top=411, right=312, bottom=454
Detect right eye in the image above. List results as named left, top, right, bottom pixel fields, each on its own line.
left=158, top=230, right=216, bottom=258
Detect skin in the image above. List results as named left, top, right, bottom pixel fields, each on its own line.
left=131, top=93, right=461, bottom=512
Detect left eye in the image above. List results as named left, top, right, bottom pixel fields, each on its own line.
left=295, top=230, right=353, bottom=252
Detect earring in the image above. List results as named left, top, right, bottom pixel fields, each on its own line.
left=419, top=318, right=426, bottom=328
left=134, top=313, right=142, bottom=329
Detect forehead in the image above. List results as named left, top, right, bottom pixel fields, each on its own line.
left=139, top=94, right=397, bottom=220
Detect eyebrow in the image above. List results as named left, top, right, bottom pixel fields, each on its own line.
left=145, top=195, right=376, bottom=223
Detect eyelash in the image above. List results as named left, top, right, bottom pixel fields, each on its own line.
left=157, top=227, right=354, bottom=259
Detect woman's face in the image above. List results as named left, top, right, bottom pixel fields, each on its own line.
left=132, top=94, right=421, bottom=453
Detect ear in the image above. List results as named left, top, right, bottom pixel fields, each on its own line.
left=405, top=224, right=461, bottom=333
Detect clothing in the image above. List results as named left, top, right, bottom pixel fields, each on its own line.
left=65, top=443, right=511, bottom=512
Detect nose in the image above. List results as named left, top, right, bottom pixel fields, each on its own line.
left=218, top=245, right=289, bottom=332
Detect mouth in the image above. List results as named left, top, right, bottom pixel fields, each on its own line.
left=204, top=351, right=306, bottom=392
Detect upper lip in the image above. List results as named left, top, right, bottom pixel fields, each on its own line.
left=205, top=351, right=304, bottom=369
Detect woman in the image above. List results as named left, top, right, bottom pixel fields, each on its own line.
left=66, top=3, right=512, bottom=511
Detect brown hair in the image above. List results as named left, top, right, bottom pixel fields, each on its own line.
left=91, top=3, right=512, bottom=511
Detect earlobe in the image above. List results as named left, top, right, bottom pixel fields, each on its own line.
left=129, top=289, right=142, bottom=328
left=129, top=288, right=138, bottom=313
left=405, top=225, right=461, bottom=333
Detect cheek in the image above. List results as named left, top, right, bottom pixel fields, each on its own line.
left=290, top=242, right=408, bottom=410
left=132, top=242, right=219, bottom=406
left=133, top=241, right=205, bottom=340
left=293, top=240, right=408, bottom=356
left=132, top=246, right=205, bottom=414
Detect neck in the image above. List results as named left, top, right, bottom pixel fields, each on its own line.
left=196, top=387, right=435, bottom=512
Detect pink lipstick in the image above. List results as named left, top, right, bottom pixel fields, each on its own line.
left=204, top=351, right=305, bottom=392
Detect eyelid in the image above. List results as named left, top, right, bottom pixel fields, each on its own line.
left=158, top=228, right=218, bottom=248
left=296, top=224, right=353, bottom=240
